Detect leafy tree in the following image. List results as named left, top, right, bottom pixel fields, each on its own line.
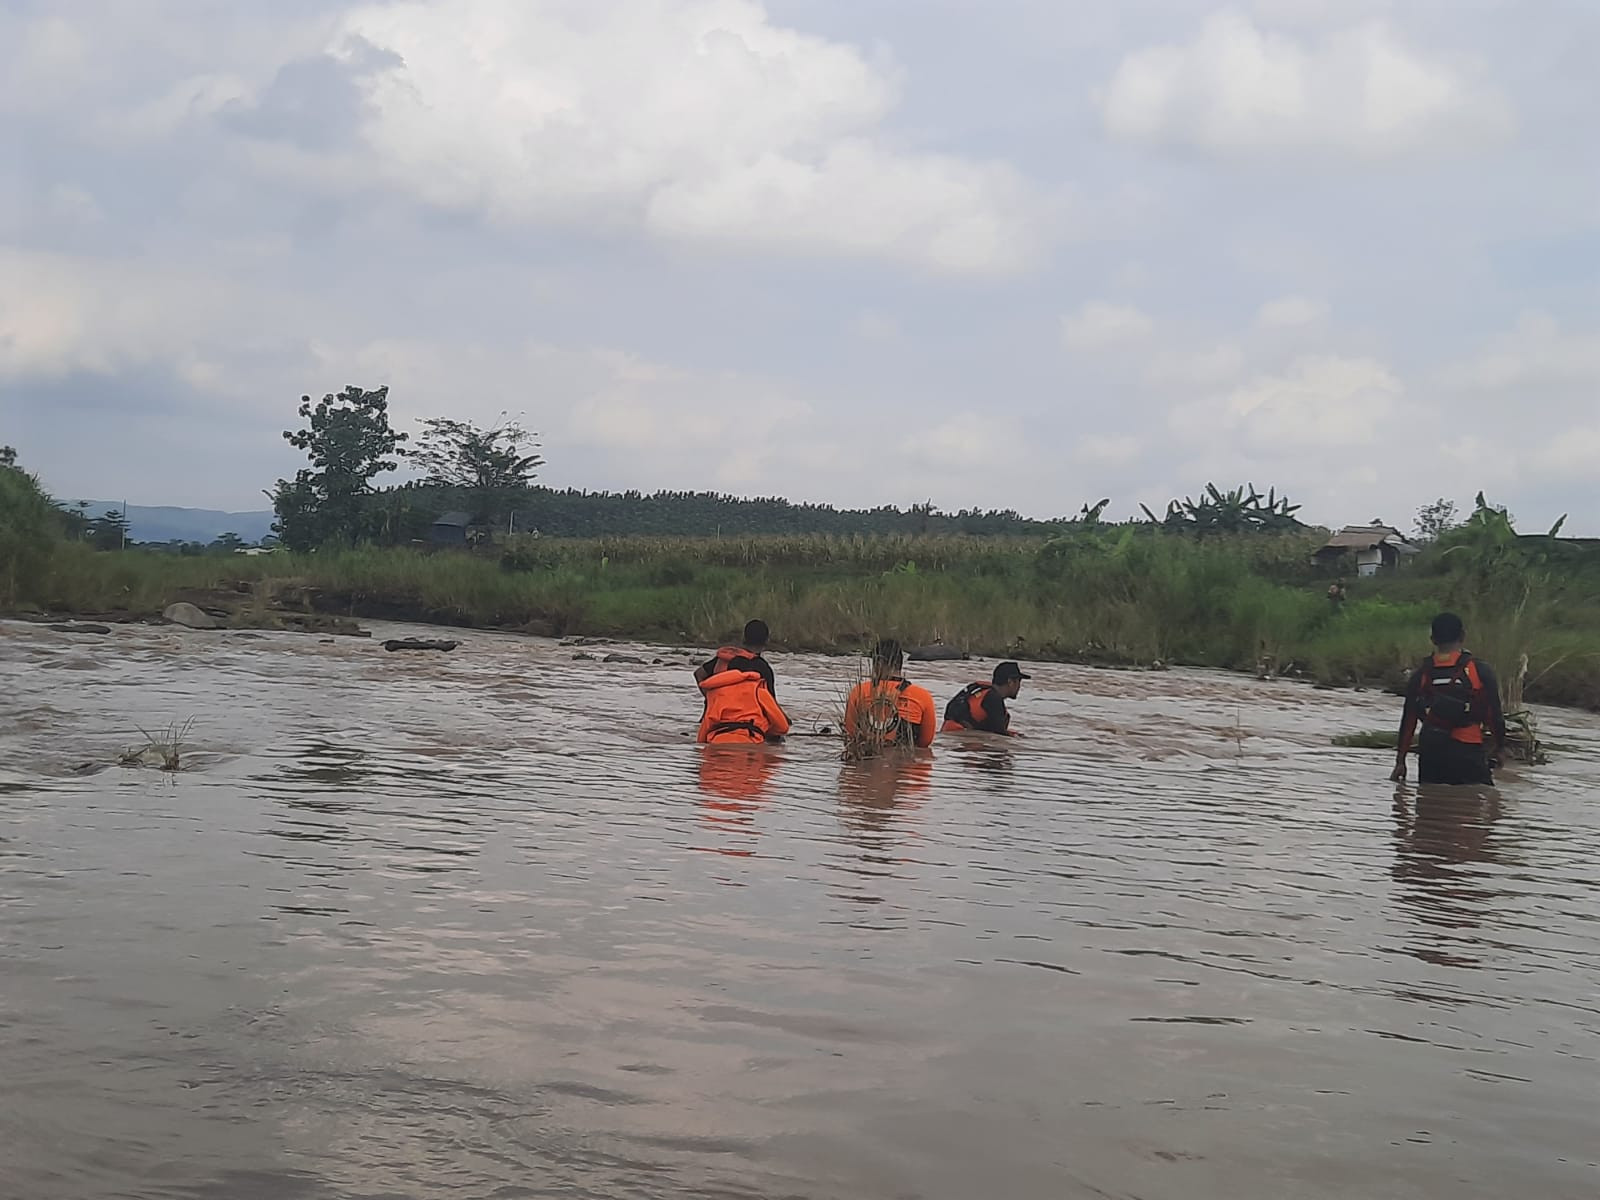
left=1413, top=498, right=1459, bottom=543
left=0, top=445, right=16, bottom=468
left=409, top=415, right=542, bottom=490
left=88, top=508, right=129, bottom=551
left=1075, top=498, right=1111, bottom=527
left=1141, top=483, right=1302, bottom=535
left=0, top=459, right=58, bottom=605
left=404, top=415, right=542, bottom=531
left=210, top=532, right=245, bottom=553
left=272, top=385, right=407, bottom=550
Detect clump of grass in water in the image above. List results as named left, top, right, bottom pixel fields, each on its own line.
left=119, top=718, right=195, bottom=771
left=837, top=646, right=919, bottom=764
left=1333, top=730, right=1400, bottom=751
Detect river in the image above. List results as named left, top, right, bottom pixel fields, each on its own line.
left=2, top=618, right=1598, bottom=1199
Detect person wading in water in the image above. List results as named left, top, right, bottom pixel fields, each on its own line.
left=941, top=661, right=1030, bottom=736
left=697, top=656, right=791, bottom=745
left=694, top=619, right=776, bottom=694
left=1391, top=612, right=1507, bottom=786
left=845, top=639, right=938, bottom=750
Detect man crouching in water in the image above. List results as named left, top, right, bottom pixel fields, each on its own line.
left=942, top=661, right=1030, bottom=736
left=1392, top=612, right=1507, bottom=786
left=844, top=639, right=938, bottom=750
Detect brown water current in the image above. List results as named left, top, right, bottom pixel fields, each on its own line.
left=3, top=618, right=1598, bottom=1199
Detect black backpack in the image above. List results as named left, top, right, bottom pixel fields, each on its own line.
left=1420, top=653, right=1479, bottom=729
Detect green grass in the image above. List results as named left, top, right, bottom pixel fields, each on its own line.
left=15, top=532, right=1600, bottom=711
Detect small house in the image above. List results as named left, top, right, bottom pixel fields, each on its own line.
left=429, top=511, right=472, bottom=546
left=1314, top=524, right=1419, bottom=577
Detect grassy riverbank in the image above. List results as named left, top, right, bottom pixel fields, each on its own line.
left=16, top=531, right=1600, bottom=710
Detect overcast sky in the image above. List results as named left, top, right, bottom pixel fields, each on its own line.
left=3, top=0, right=1597, bottom=531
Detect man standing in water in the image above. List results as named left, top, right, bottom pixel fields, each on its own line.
left=941, top=662, right=1030, bottom=736
left=1392, top=612, right=1507, bottom=785
left=694, top=619, right=776, bottom=693
left=845, top=639, right=938, bottom=749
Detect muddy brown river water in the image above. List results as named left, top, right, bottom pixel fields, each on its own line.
left=2, top=618, right=1598, bottom=1199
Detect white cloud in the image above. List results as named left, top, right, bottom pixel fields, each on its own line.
left=903, top=414, right=1022, bottom=472
left=1438, top=312, right=1600, bottom=392
left=852, top=310, right=900, bottom=341
left=1256, top=294, right=1328, bottom=328
left=0, top=249, right=232, bottom=381
left=1072, top=434, right=1141, bottom=466
left=1171, top=354, right=1403, bottom=450
left=1536, top=428, right=1600, bottom=479
left=322, top=0, right=1047, bottom=272
left=1145, top=342, right=1245, bottom=386
left=1062, top=301, right=1153, bottom=351
left=1100, top=11, right=1512, bottom=159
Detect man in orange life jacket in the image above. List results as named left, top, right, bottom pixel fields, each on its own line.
left=697, top=654, right=791, bottom=746
left=694, top=619, right=776, bottom=694
left=1392, top=612, right=1507, bottom=786
left=844, top=639, right=938, bottom=749
left=942, top=661, right=1030, bottom=736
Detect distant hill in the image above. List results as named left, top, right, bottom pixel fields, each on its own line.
left=74, top=502, right=276, bottom=545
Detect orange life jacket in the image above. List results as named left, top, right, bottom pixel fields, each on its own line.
left=942, top=682, right=1001, bottom=731
left=846, top=678, right=933, bottom=747
left=709, top=645, right=754, bottom=678
left=697, top=670, right=791, bottom=745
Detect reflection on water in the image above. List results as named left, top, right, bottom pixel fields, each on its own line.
left=2, top=618, right=1599, bottom=1200
left=1391, top=787, right=1508, bottom=968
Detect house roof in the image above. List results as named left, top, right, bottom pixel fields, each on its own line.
left=1318, top=525, right=1416, bottom=553
left=432, top=511, right=472, bottom=527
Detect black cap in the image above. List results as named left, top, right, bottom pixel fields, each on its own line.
left=993, top=661, right=1031, bottom=683
left=1430, top=612, right=1464, bottom=644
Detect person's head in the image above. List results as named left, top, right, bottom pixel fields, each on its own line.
left=992, top=660, right=1031, bottom=699
left=869, top=638, right=903, bottom=678
left=742, top=619, right=770, bottom=651
left=1430, top=611, right=1465, bottom=648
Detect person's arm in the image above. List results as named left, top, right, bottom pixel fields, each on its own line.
left=693, top=656, right=716, bottom=684
left=1477, top=661, right=1507, bottom=757
left=915, top=690, right=938, bottom=748
left=758, top=657, right=776, bottom=696
left=761, top=689, right=790, bottom=741
left=1392, top=668, right=1423, bottom=780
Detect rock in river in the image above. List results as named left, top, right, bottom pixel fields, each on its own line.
left=49, top=623, right=112, bottom=635
left=907, top=643, right=968, bottom=662
left=162, top=602, right=221, bottom=630
left=382, top=638, right=459, bottom=653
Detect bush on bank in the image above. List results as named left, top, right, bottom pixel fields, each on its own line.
left=11, top=527, right=1599, bottom=710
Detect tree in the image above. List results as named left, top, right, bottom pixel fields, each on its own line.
left=0, top=445, right=15, bottom=468
left=88, top=508, right=129, bottom=550
left=0, top=463, right=59, bottom=605
left=409, top=415, right=542, bottom=491
left=1413, top=498, right=1459, bottom=543
left=210, top=532, right=245, bottom=553
left=272, top=385, right=407, bottom=550
left=1140, top=483, right=1302, bottom=535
